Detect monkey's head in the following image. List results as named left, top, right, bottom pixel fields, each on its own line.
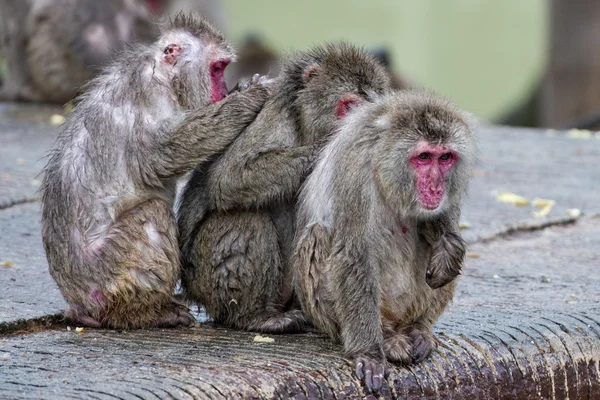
left=154, top=12, right=235, bottom=109
left=287, top=43, right=391, bottom=144
left=372, top=91, right=476, bottom=219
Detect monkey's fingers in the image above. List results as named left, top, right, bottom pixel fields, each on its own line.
left=355, top=356, right=386, bottom=393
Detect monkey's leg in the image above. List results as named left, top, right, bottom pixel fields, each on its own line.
left=89, top=198, right=193, bottom=329
left=185, top=212, right=306, bottom=333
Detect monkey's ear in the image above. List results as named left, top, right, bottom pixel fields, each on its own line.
left=303, top=64, right=322, bottom=83
left=163, top=44, right=183, bottom=65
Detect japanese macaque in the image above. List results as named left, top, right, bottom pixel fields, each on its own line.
left=40, top=13, right=269, bottom=329
left=292, top=90, right=475, bottom=392
left=0, top=0, right=162, bottom=104
left=177, top=43, right=391, bottom=333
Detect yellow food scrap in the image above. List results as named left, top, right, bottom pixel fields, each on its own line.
left=496, top=192, right=530, bottom=206
left=253, top=335, right=274, bottom=343
left=50, top=114, right=66, bottom=126
left=0, top=261, right=17, bottom=268
left=16, top=158, right=25, bottom=165
left=75, top=327, right=84, bottom=333
left=532, top=198, right=555, bottom=218
left=459, top=222, right=471, bottom=230
left=566, top=208, right=581, bottom=218
left=466, top=252, right=480, bottom=258
left=567, top=129, right=592, bottom=139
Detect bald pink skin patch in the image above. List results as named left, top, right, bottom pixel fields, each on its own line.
left=410, top=143, right=457, bottom=210
left=210, top=59, right=230, bottom=103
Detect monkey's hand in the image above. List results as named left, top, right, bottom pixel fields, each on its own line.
left=425, top=229, right=466, bottom=289
left=353, top=353, right=388, bottom=393
left=228, top=73, right=274, bottom=94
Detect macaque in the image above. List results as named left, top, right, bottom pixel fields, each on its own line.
left=40, top=13, right=268, bottom=329
left=0, top=0, right=163, bottom=104
left=370, top=47, right=413, bottom=90
left=177, top=43, right=391, bottom=333
left=292, top=90, right=475, bottom=392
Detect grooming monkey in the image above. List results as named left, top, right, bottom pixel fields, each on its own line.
left=177, top=43, right=391, bottom=333
left=292, top=91, right=475, bottom=392
left=40, top=13, right=268, bottom=329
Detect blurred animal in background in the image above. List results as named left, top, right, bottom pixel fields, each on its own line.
left=177, top=43, right=391, bottom=334
left=40, top=13, right=269, bottom=329
left=292, top=90, right=475, bottom=393
left=370, top=47, right=413, bottom=90
left=0, top=0, right=228, bottom=104
left=226, top=34, right=280, bottom=89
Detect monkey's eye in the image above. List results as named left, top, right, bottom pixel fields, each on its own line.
left=418, top=152, right=431, bottom=160
left=439, top=153, right=452, bottom=161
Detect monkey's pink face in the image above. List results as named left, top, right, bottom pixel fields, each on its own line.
left=336, top=94, right=363, bottom=119
left=410, top=142, right=457, bottom=211
left=210, top=58, right=230, bottom=103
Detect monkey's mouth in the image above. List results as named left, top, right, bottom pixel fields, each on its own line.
left=421, top=202, right=440, bottom=210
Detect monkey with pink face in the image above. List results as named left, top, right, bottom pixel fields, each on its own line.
left=292, top=90, right=476, bottom=392
left=40, top=13, right=268, bottom=329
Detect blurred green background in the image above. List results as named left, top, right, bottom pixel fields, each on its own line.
left=224, top=0, right=547, bottom=122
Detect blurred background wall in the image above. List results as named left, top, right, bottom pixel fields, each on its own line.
left=224, top=0, right=548, bottom=123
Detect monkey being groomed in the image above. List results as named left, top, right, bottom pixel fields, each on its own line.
left=292, top=90, right=476, bottom=392
left=177, top=43, right=391, bottom=334
left=40, top=13, right=269, bottom=329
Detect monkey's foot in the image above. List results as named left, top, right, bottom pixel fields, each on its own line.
left=409, top=328, right=437, bottom=363
left=64, top=309, right=102, bottom=328
left=152, top=302, right=195, bottom=328
left=354, top=355, right=388, bottom=393
left=248, top=309, right=308, bottom=334
left=384, top=333, right=413, bottom=365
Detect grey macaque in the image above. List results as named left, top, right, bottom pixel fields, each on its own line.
left=177, top=43, right=391, bottom=333
left=0, top=0, right=162, bottom=104
left=40, top=13, right=269, bottom=329
left=292, top=90, right=476, bottom=392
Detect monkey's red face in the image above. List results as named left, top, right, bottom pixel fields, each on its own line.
left=410, top=142, right=457, bottom=210
left=210, top=58, right=230, bottom=103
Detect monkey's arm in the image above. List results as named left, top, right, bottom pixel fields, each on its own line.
left=144, top=86, right=268, bottom=182
left=205, top=137, right=320, bottom=213
left=329, top=224, right=387, bottom=392
left=420, top=204, right=466, bottom=289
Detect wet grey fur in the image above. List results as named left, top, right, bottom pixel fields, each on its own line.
left=292, top=90, right=476, bottom=392
left=40, top=13, right=268, bottom=329
left=177, top=43, right=391, bottom=333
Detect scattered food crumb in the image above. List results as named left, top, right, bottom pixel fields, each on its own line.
left=50, top=114, right=66, bottom=126
left=565, top=208, right=581, bottom=218
left=31, top=179, right=42, bottom=187
left=253, top=335, right=274, bottom=343
left=0, top=261, right=17, bottom=268
left=466, top=252, right=480, bottom=258
left=570, top=293, right=577, bottom=299
left=540, top=276, right=552, bottom=284
left=492, top=274, right=500, bottom=279
left=67, top=326, right=72, bottom=331
left=64, top=102, right=74, bottom=114
left=75, top=327, right=84, bottom=333
left=459, top=222, right=471, bottom=230
left=565, top=300, right=577, bottom=305
left=567, top=129, right=592, bottom=139
left=496, top=192, right=530, bottom=206
left=532, top=198, right=555, bottom=218
left=16, top=158, right=25, bottom=165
